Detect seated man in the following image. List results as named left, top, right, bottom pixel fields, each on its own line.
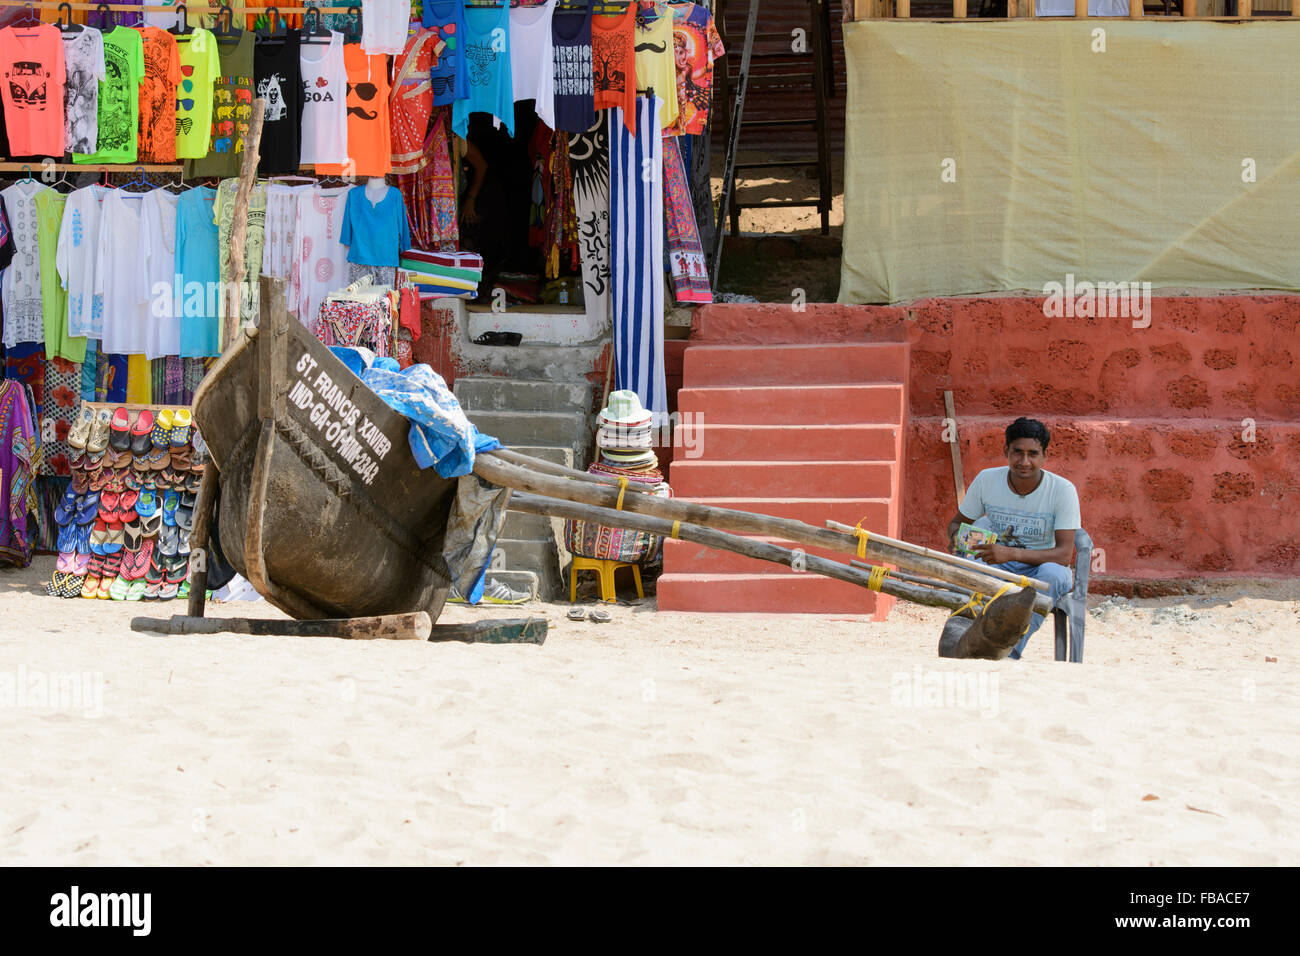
left=945, top=417, right=1080, bottom=660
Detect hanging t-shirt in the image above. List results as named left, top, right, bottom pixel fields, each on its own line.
left=137, top=26, right=183, bottom=163
left=635, top=4, right=677, bottom=131
left=360, top=0, right=410, bottom=56
left=592, top=5, right=635, bottom=134
left=95, top=189, right=151, bottom=355
left=422, top=0, right=467, bottom=107
left=35, top=189, right=83, bottom=364
left=74, top=25, right=144, bottom=164
left=299, top=31, right=348, bottom=166
left=175, top=185, right=221, bottom=358
left=175, top=28, right=220, bottom=159
left=254, top=31, right=303, bottom=174
left=451, top=1, right=513, bottom=140
left=318, top=43, right=392, bottom=177
left=0, top=23, right=67, bottom=158
left=62, top=25, right=106, bottom=155
left=339, top=184, right=410, bottom=268
left=298, top=185, right=350, bottom=334
left=56, top=184, right=110, bottom=340
left=139, top=187, right=180, bottom=360
left=0, top=180, right=47, bottom=348
left=214, top=177, right=267, bottom=332
left=185, top=30, right=254, bottom=179
left=551, top=5, right=594, bottom=134
left=666, top=1, right=724, bottom=137
left=510, top=0, right=555, bottom=130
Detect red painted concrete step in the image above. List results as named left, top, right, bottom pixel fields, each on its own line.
left=676, top=497, right=892, bottom=532
left=662, top=537, right=855, bottom=575
left=670, top=460, right=895, bottom=499
left=671, top=423, right=900, bottom=463
left=656, top=573, right=880, bottom=615
left=676, top=384, right=904, bottom=425
left=684, top=342, right=908, bottom=387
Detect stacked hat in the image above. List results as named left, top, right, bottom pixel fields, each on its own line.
left=596, top=391, right=657, bottom=470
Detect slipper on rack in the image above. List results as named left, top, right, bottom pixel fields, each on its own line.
left=56, top=521, right=78, bottom=554
left=89, top=466, right=112, bottom=492
left=126, top=579, right=148, bottom=601
left=169, top=408, right=192, bottom=447
left=74, top=521, right=93, bottom=556
left=122, top=520, right=143, bottom=555
left=80, top=573, right=101, bottom=600
left=56, top=550, right=76, bottom=574
left=67, top=404, right=95, bottom=450
left=140, top=510, right=162, bottom=538
left=109, top=575, right=131, bottom=602
left=130, top=409, right=154, bottom=456
left=103, top=521, right=125, bottom=554
left=119, top=488, right=139, bottom=523
left=89, top=520, right=109, bottom=554
left=177, top=580, right=191, bottom=601
left=95, top=571, right=115, bottom=600
left=71, top=470, right=89, bottom=494
left=108, top=407, right=131, bottom=452
left=86, top=407, right=113, bottom=454
left=76, top=492, right=100, bottom=525
left=151, top=408, right=174, bottom=450
left=162, top=490, right=180, bottom=527
left=158, top=524, right=179, bottom=558
left=53, top=487, right=79, bottom=525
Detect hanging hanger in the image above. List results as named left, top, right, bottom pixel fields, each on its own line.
left=300, top=8, right=331, bottom=44
left=120, top=166, right=152, bottom=193
left=213, top=5, right=242, bottom=41
left=13, top=3, right=41, bottom=30
left=95, top=3, right=114, bottom=30
left=57, top=2, right=84, bottom=33
left=342, top=6, right=363, bottom=44
left=169, top=4, right=193, bottom=36
left=257, top=7, right=288, bottom=39
left=163, top=168, right=186, bottom=194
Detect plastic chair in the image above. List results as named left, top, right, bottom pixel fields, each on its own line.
left=1052, top=528, right=1092, bottom=663
left=570, top=557, right=644, bottom=604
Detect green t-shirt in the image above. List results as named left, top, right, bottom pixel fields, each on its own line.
left=185, top=31, right=254, bottom=180
left=34, top=190, right=85, bottom=363
left=73, top=26, right=145, bottom=165
left=176, top=29, right=221, bottom=160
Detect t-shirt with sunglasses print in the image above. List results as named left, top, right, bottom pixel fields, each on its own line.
left=422, top=0, right=468, bottom=107
left=316, top=43, right=390, bottom=178
left=175, top=29, right=220, bottom=159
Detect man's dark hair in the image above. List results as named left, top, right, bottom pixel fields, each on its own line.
left=1005, top=417, right=1050, bottom=452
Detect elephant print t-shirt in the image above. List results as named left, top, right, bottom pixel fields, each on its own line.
left=175, top=29, right=219, bottom=159
left=0, top=22, right=67, bottom=157
left=184, top=30, right=254, bottom=180
left=73, top=25, right=144, bottom=164
left=62, top=26, right=106, bottom=154
left=137, top=26, right=182, bottom=163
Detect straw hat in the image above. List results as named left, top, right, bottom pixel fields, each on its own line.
left=598, top=390, right=652, bottom=426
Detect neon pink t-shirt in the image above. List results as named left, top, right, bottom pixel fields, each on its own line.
left=0, top=23, right=66, bottom=157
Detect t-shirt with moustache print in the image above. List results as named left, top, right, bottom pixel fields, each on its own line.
left=317, top=43, right=390, bottom=178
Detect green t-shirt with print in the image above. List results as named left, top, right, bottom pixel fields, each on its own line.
left=73, top=26, right=145, bottom=165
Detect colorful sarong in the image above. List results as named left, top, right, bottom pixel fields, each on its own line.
left=0, top=379, right=37, bottom=567
left=662, top=134, right=713, bottom=304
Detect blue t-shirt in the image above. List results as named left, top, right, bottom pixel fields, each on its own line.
left=451, top=0, right=514, bottom=140
left=339, top=185, right=412, bottom=268
left=176, top=186, right=220, bottom=358
left=423, top=0, right=469, bottom=106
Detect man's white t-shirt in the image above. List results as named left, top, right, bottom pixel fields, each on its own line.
left=959, top=467, right=1080, bottom=551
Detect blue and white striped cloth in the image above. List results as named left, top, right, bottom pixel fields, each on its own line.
left=609, top=97, right=668, bottom=428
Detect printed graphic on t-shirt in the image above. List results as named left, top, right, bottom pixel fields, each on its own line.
left=303, top=73, right=337, bottom=103
left=346, top=78, right=380, bottom=120
left=983, top=506, right=1053, bottom=551
left=64, top=51, right=99, bottom=151
left=210, top=73, right=252, bottom=156
left=257, top=73, right=287, bottom=120
left=100, top=44, right=134, bottom=153
left=5, top=60, right=51, bottom=111
left=139, top=31, right=179, bottom=162
left=554, top=43, right=592, bottom=97
left=465, top=37, right=497, bottom=88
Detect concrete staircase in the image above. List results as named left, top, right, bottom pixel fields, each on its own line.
left=658, top=342, right=908, bottom=619
left=454, top=377, right=595, bottom=600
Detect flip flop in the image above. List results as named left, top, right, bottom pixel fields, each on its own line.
left=140, top=511, right=162, bottom=537
left=99, top=491, right=120, bottom=522
left=109, top=575, right=131, bottom=601
left=71, top=552, right=91, bottom=576
left=169, top=408, right=192, bottom=447
left=76, top=492, right=100, bottom=525
left=166, top=553, right=190, bottom=584
left=80, top=574, right=100, bottom=600
left=67, top=404, right=95, bottom=450
left=108, top=407, right=131, bottom=452
left=130, top=409, right=154, bottom=456
left=588, top=608, right=612, bottom=623
left=162, top=490, right=180, bottom=527
left=58, top=573, right=86, bottom=598
left=122, top=520, right=143, bottom=555
left=75, top=521, right=93, bottom=555
left=126, top=579, right=148, bottom=601
left=176, top=501, right=194, bottom=531
left=158, top=524, right=179, bottom=557
left=177, top=527, right=191, bottom=554
left=136, top=488, right=158, bottom=517
left=89, top=466, right=112, bottom=492
left=100, top=552, right=122, bottom=580
left=103, top=521, right=125, bottom=554
left=53, top=487, right=79, bottom=525
left=119, top=488, right=139, bottom=523
left=89, top=520, right=109, bottom=554
left=56, top=522, right=78, bottom=554
left=86, top=408, right=113, bottom=454
left=169, top=445, right=191, bottom=471
left=152, top=408, right=174, bottom=450
left=71, top=470, right=89, bottom=494
left=95, top=573, right=114, bottom=600
left=56, top=550, right=76, bottom=573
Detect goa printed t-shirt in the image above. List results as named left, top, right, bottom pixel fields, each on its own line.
left=137, top=26, right=182, bottom=163
left=175, top=29, right=220, bottom=159
left=62, top=26, right=106, bottom=154
left=665, top=1, right=724, bottom=137
left=74, top=25, right=144, bottom=164
left=0, top=22, right=67, bottom=158
left=185, top=30, right=254, bottom=180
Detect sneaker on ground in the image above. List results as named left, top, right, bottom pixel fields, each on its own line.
left=481, top=579, right=531, bottom=605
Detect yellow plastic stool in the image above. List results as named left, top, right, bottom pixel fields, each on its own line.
left=570, top=557, right=644, bottom=604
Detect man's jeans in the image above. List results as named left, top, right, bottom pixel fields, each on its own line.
left=991, top=560, right=1072, bottom=660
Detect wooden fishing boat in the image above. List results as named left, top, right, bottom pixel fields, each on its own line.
left=189, top=276, right=1047, bottom=653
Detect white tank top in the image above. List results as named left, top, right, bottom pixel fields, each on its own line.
left=509, top=0, right=556, bottom=129
left=299, top=31, right=349, bottom=166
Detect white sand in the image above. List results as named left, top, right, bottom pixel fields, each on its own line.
left=1, top=557, right=1296, bottom=866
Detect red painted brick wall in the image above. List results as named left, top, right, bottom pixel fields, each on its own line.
left=904, top=297, right=1300, bottom=579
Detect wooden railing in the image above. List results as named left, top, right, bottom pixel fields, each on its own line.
left=849, top=0, right=1298, bottom=16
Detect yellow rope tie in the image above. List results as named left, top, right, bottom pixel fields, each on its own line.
left=615, top=477, right=628, bottom=511
left=1019, top=576, right=1031, bottom=588
left=853, top=519, right=871, bottom=559
left=866, top=565, right=887, bottom=592
left=670, top=520, right=680, bottom=540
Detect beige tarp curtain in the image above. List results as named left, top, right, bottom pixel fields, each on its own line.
left=838, top=21, right=1300, bottom=304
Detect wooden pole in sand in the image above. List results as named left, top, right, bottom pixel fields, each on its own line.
left=474, top=452, right=1053, bottom=614
left=185, top=463, right=221, bottom=618
left=222, top=97, right=266, bottom=352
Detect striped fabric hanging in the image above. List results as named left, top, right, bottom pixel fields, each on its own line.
left=609, top=95, right=668, bottom=426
